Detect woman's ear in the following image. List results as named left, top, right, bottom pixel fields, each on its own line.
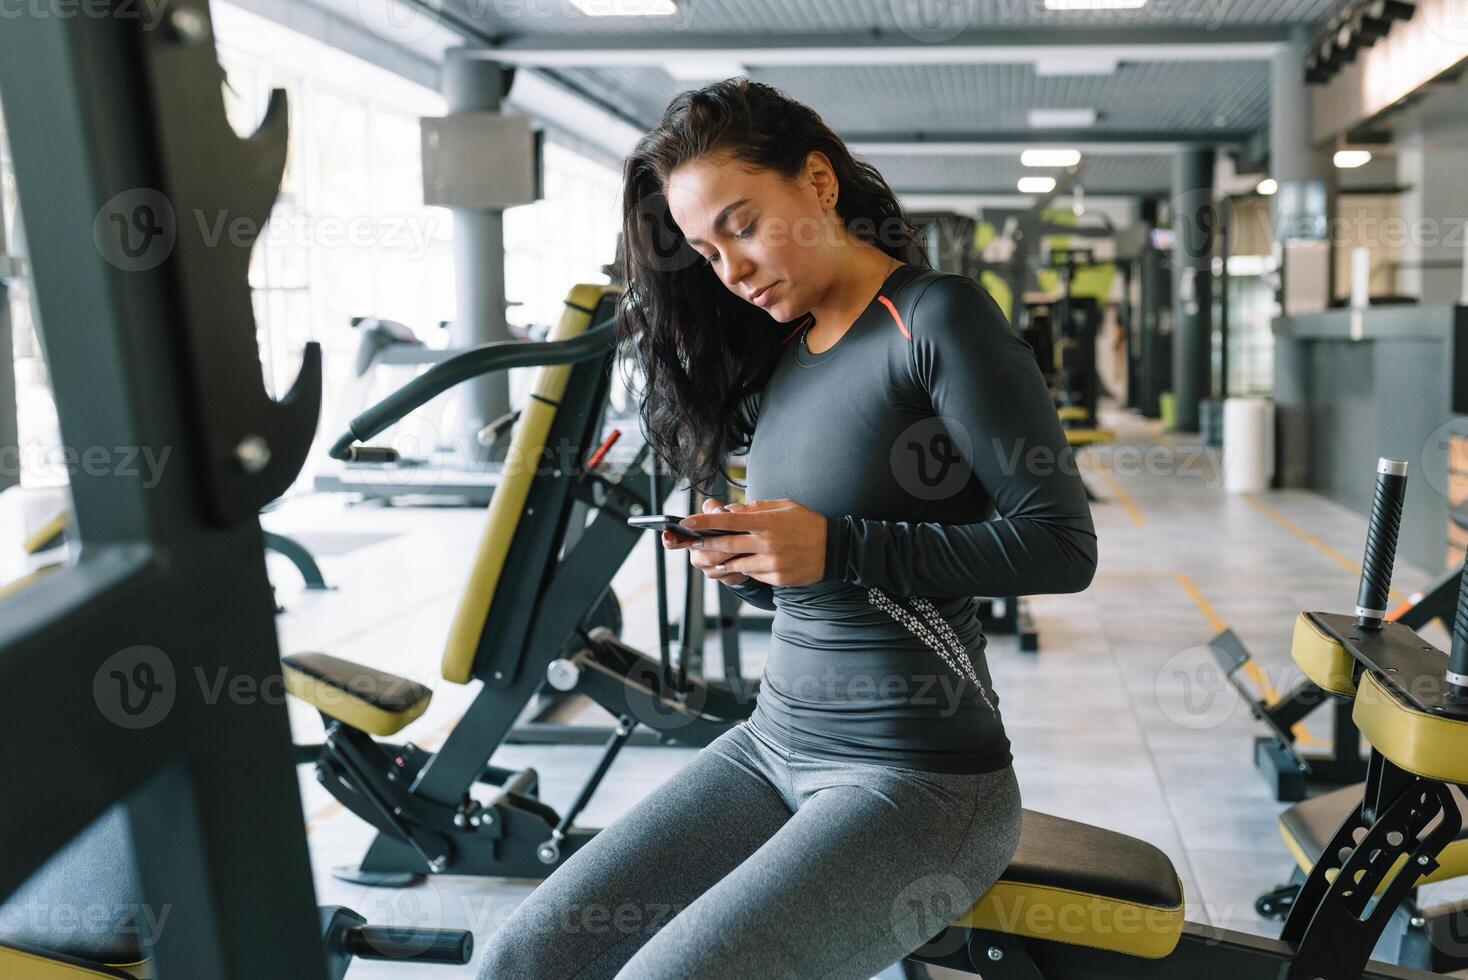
left=805, top=150, right=838, bottom=209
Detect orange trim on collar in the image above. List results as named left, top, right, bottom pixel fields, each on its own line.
left=876, top=295, right=911, bottom=340
left=781, top=314, right=813, bottom=346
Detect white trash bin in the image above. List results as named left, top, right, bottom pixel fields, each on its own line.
left=1223, top=397, right=1275, bottom=494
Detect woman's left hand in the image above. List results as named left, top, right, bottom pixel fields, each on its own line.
left=678, top=498, right=828, bottom=587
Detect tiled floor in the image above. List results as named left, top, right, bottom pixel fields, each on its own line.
left=264, top=405, right=1458, bottom=978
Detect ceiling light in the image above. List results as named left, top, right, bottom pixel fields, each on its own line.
left=1028, top=108, right=1097, bottom=129
left=1034, top=57, right=1119, bottom=77
left=1256, top=178, right=1278, bottom=195
left=1333, top=149, right=1373, bottom=168
left=1020, top=148, right=1082, bottom=167
left=569, top=0, right=676, bottom=16
left=1044, top=0, right=1147, bottom=7
left=664, top=60, right=745, bottom=81
left=1017, top=176, right=1058, bottom=193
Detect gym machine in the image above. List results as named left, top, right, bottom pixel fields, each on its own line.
left=285, top=284, right=757, bottom=884
left=1212, top=556, right=1463, bottom=802
left=508, top=473, right=756, bottom=748
left=0, top=2, right=469, bottom=975
left=1026, top=249, right=1107, bottom=432
left=1123, top=204, right=1175, bottom=420
left=311, top=315, right=536, bottom=507
left=903, top=456, right=1468, bottom=979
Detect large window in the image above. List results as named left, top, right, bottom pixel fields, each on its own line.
left=215, top=4, right=456, bottom=467
left=213, top=2, right=623, bottom=481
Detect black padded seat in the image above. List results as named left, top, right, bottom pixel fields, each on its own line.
left=955, top=809, right=1185, bottom=959
left=0, top=807, right=148, bottom=976
left=281, top=652, right=432, bottom=737
left=1279, top=783, right=1468, bottom=886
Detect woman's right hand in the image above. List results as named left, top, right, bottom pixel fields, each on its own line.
left=661, top=496, right=754, bottom=585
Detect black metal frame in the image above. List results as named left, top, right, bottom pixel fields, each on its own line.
left=0, top=2, right=337, bottom=975
left=307, top=298, right=759, bottom=883
left=908, top=922, right=1436, bottom=979
left=1209, top=565, right=1461, bottom=801
left=975, top=596, right=1040, bottom=653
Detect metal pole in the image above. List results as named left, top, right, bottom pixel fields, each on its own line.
left=443, top=49, right=510, bottom=465
left=0, top=177, right=18, bottom=493
left=1171, top=147, right=1215, bottom=433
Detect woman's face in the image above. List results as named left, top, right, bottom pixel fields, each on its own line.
left=665, top=151, right=836, bottom=323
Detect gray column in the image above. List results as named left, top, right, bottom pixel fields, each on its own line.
left=1397, top=129, right=1468, bottom=304
left=0, top=190, right=18, bottom=493
left=1271, top=29, right=1336, bottom=300
left=1269, top=29, right=1329, bottom=187
left=443, top=49, right=510, bottom=464
left=1171, top=147, right=1214, bottom=434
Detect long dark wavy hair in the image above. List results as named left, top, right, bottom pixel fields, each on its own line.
left=616, top=78, right=930, bottom=495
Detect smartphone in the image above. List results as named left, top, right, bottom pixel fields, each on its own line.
left=626, top=515, right=743, bottom=539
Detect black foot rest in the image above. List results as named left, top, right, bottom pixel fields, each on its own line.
left=955, top=809, right=1185, bottom=960
left=1280, top=782, right=1468, bottom=886
left=282, top=652, right=432, bottom=737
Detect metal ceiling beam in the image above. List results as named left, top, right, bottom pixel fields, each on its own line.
left=851, top=130, right=1253, bottom=156
left=896, top=188, right=1166, bottom=199
left=465, top=26, right=1290, bottom=67
left=226, top=0, right=448, bottom=90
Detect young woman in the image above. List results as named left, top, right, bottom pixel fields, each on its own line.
left=477, top=79, right=1097, bottom=980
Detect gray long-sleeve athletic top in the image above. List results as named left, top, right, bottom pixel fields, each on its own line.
left=722, top=263, right=1097, bottom=773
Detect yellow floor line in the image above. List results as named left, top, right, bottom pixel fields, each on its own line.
left=1086, top=457, right=1145, bottom=527
left=1175, top=570, right=1324, bottom=748
left=306, top=800, right=343, bottom=831
left=1242, top=494, right=1406, bottom=604
left=1173, top=571, right=1227, bottom=634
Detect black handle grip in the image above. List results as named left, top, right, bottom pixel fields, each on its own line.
left=1447, top=552, right=1468, bottom=691
left=1355, top=457, right=1408, bottom=628
left=343, top=445, right=399, bottom=465
left=328, top=319, right=615, bottom=461
left=345, top=925, right=473, bottom=964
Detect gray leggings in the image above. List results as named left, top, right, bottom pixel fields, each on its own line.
left=476, top=716, right=1022, bottom=979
